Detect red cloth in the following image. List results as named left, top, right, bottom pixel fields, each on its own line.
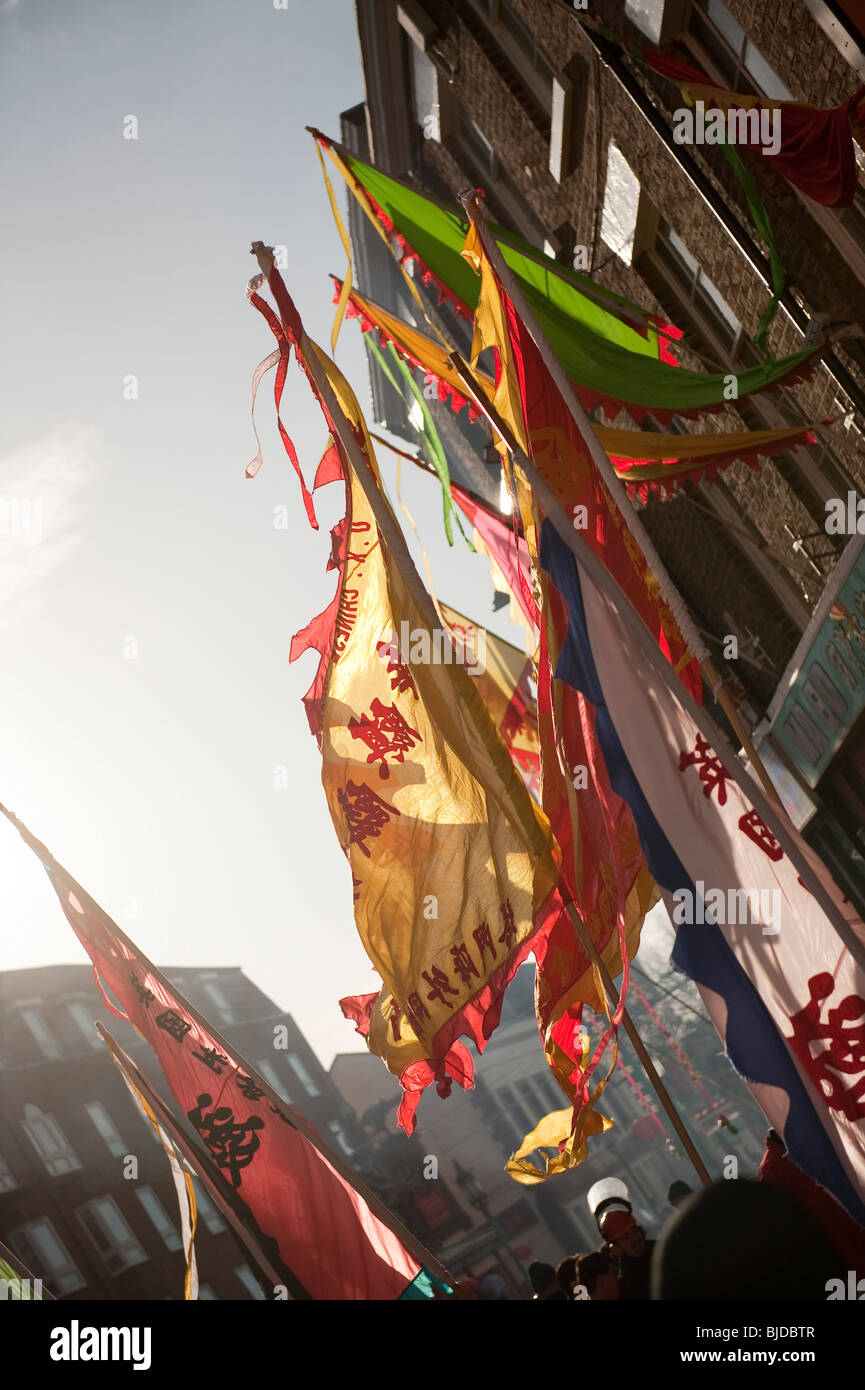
left=759, top=1137, right=865, bottom=1270
left=642, top=47, right=865, bottom=208
left=31, top=836, right=423, bottom=1301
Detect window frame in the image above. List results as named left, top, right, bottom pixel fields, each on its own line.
left=76, top=1195, right=148, bottom=1276
left=21, top=1104, right=83, bottom=1177
left=135, top=1186, right=182, bottom=1253
left=9, top=1218, right=86, bottom=1295
left=85, top=1101, right=127, bottom=1158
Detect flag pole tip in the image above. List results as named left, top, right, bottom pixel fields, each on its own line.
left=250, top=242, right=275, bottom=277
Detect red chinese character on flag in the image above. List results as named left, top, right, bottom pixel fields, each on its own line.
left=473, top=920, right=498, bottom=966
left=678, top=733, right=732, bottom=805
left=498, top=898, right=517, bottom=951
left=376, top=639, right=417, bottom=697
left=349, top=699, right=421, bottom=778
left=786, top=972, right=865, bottom=1122
left=738, top=808, right=783, bottom=862
left=405, top=992, right=431, bottom=1036
left=336, top=780, right=397, bottom=858
left=449, top=943, right=479, bottom=985
left=422, top=966, right=459, bottom=1008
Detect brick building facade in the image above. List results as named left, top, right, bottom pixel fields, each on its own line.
left=347, top=0, right=865, bottom=908
left=0, top=964, right=363, bottom=1299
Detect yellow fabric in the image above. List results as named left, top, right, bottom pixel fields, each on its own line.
left=312, top=338, right=561, bottom=1081
left=345, top=283, right=812, bottom=472
left=679, top=82, right=784, bottom=114
left=464, top=224, right=661, bottom=1180
left=437, top=601, right=540, bottom=775
left=461, top=222, right=529, bottom=457
left=317, top=135, right=454, bottom=353
left=105, top=1046, right=199, bottom=1300
left=315, top=140, right=354, bottom=353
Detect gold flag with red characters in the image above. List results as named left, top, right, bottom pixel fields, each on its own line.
left=248, top=257, right=561, bottom=1134
left=436, top=602, right=540, bottom=799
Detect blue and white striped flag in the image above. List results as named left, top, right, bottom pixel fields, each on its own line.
left=540, top=518, right=865, bottom=1224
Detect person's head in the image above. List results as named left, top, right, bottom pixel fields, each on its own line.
left=577, top=1249, right=619, bottom=1300
left=528, top=1261, right=557, bottom=1297
left=555, top=1255, right=580, bottom=1296
left=652, top=1178, right=844, bottom=1300
left=668, top=1180, right=693, bottom=1210
left=600, top=1208, right=647, bottom=1259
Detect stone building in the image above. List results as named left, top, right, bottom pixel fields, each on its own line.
left=0, top=963, right=362, bottom=1299
left=345, top=0, right=865, bottom=910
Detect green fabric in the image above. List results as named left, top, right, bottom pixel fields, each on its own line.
left=367, top=335, right=472, bottom=549
left=720, top=143, right=786, bottom=354
left=399, top=1264, right=453, bottom=1300
left=342, top=150, right=817, bottom=418
left=0, top=1257, right=39, bottom=1298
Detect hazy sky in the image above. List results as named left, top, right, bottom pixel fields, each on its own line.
left=0, top=0, right=532, bottom=1067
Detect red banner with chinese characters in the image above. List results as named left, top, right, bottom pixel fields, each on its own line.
left=13, top=819, right=427, bottom=1300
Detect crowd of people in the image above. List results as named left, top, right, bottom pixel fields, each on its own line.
left=526, top=1131, right=865, bottom=1301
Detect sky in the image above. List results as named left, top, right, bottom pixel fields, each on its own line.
left=0, top=0, right=541, bottom=1068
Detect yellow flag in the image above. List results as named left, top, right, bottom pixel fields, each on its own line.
left=252, top=264, right=562, bottom=1133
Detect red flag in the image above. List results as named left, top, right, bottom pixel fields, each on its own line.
left=8, top=813, right=442, bottom=1300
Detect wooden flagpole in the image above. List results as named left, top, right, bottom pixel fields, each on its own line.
left=452, top=204, right=865, bottom=978
left=564, top=904, right=712, bottom=1185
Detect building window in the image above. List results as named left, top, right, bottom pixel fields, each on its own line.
left=409, top=41, right=440, bottom=142
left=459, top=109, right=497, bottom=178
left=327, top=1119, right=355, bottom=1157
left=625, top=0, right=665, bottom=44
left=201, top=979, right=235, bottom=1024
left=21, top=1104, right=82, bottom=1176
left=85, top=1102, right=127, bottom=1158
left=136, top=1187, right=182, bottom=1252
left=255, top=1059, right=292, bottom=1104
left=77, top=1196, right=147, bottom=1275
left=10, top=1218, right=86, bottom=1295
left=288, top=1054, right=321, bottom=1098
left=194, top=1184, right=227, bottom=1235
left=235, top=1265, right=266, bottom=1300
left=0, top=1152, right=17, bottom=1193
left=496, top=0, right=555, bottom=101
left=654, top=220, right=742, bottom=348
left=600, top=141, right=641, bottom=265
left=495, top=1084, right=532, bottom=1134
left=530, top=1071, right=565, bottom=1113
left=67, top=1001, right=101, bottom=1048
left=20, top=1008, right=62, bottom=1060
left=687, top=0, right=792, bottom=100
left=457, top=109, right=549, bottom=248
